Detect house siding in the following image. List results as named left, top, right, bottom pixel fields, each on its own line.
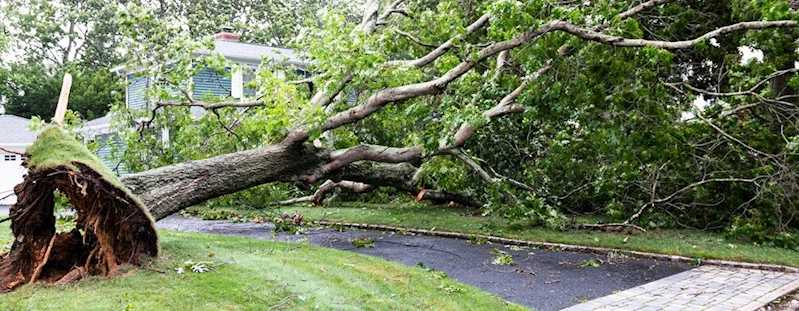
left=94, top=133, right=127, bottom=175
left=193, top=67, right=232, bottom=99
left=127, top=74, right=150, bottom=109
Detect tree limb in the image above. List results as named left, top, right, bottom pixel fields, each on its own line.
left=551, top=20, right=797, bottom=49
left=272, top=179, right=375, bottom=206
left=325, top=145, right=423, bottom=173
left=618, top=0, right=674, bottom=20
left=385, top=14, right=490, bottom=68
left=666, top=68, right=799, bottom=117
left=393, top=28, right=438, bottom=48
left=0, top=148, right=27, bottom=157
left=310, top=74, right=353, bottom=107
left=442, top=149, right=495, bottom=183
left=451, top=65, right=550, bottom=149
left=157, top=100, right=266, bottom=109
left=375, top=0, right=408, bottom=26
left=324, top=17, right=793, bottom=132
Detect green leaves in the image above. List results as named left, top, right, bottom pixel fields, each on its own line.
left=0, top=64, right=122, bottom=120
left=490, top=248, right=515, bottom=265
left=100, top=0, right=799, bottom=247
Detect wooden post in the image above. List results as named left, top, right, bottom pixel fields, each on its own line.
left=53, top=73, right=72, bottom=128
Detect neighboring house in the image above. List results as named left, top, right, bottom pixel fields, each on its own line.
left=0, top=115, right=37, bottom=205
left=83, top=30, right=308, bottom=174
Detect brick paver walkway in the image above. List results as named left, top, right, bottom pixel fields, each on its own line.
left=561, top=265, right=799, bottom=311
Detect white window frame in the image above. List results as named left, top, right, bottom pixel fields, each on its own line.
left=125, top=74, right=130, bottom=109
left=231, top=66, right=243, bottom=99
left=161, top=128, right=170, bottom=148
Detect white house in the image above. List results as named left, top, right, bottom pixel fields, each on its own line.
left=0, top=114, right=37, bottom=205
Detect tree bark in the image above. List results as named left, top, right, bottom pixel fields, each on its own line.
left=121, top=136, right=326, bottom=220
left=121, top=139, right=479, bottom=221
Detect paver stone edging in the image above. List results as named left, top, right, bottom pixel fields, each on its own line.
left=312, top=221, right=799, bottom=273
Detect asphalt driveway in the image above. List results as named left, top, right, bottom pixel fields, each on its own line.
left=157, top=215, right=691, bottom=311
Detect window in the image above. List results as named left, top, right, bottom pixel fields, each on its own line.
left=295, top=69, right=312, bottom=78
left=242, top=68, right=257, bottom=97
left=95, top=133, right=112, bottom=144
left=4, top=154, right=17, bottom=161
left=232, top=65, right=257, bottom=99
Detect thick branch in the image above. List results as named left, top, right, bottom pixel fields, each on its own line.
left=311, top=180, right=375, bottom=204
left=325, top=145, right=423, bottom=173
left=273, top=180, right=375, bottom=206
left=157, top=100, right=266, bottom=109
left=451, top=65, right=550, bottom=148
left=322, top=21, right=554, bottom=132
left=375, top=0, right=407, bottom=26
left=324, top=18, right=796, bottom=132
left=442, top=149, right=495, bottom=183
left=310, top=74, right=353, bottom=107
left=552, top=20, right=797, bottom=49
left=354, top=0, right=380, bottom=34
left=327, top=161, right=480, bottom=207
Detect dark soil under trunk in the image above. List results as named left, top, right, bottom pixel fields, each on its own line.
left=0, top=162, right=158, bottom=292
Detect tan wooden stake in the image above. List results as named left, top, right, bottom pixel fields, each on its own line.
left=53, top=73, right=72, bottom=128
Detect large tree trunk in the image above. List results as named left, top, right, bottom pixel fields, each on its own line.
left=121, top=136, right=326, bottom=220
left=121, top=137, right=479, bottom=221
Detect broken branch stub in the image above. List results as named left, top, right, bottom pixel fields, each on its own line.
left=0, top=127, right=158, bottom=292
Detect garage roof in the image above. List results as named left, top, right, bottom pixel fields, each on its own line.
left=0, top=115, right=37, bottom=145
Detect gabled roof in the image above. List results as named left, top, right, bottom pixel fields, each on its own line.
left=85, top=114, right=113, bottom=127
left=82, top=107, right=208, bottom=137
left=0, top=115, right=36, bottom=145
left=205, top=41, right=305, bottom=67
left=112, top=40, right=306, bottom=74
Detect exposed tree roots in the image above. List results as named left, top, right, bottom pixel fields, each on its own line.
left=0, top=163, right=158, bottom=292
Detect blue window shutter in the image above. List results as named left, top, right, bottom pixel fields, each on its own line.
left=127, top=74, right=151, bottom=110
left=193, top=67, right=233, bottom=99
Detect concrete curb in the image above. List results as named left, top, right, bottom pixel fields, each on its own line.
left=313, top=220, right=799, bottom=273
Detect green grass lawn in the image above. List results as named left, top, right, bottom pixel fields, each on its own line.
left=185, top=203, right=799, bottom=267
left=0, top=223, right=525, bottom=311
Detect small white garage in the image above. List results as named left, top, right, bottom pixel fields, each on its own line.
left=0, top=114, right=37, bottom=205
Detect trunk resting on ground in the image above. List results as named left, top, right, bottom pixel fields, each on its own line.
left=121, top=134, right=479, bottom=221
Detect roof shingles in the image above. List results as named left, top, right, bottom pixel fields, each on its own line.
left=0, top=115, right=37, bottom=145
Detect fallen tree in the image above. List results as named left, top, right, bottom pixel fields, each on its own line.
left=6, top=4, right=799, bottom=293
left=120, top=141, right=480, bottom=221
left=110, top=0, right=799, bottom=237
left=0, top=127, right=158, bottom=291
left=4, top=0, right=799, bottom=293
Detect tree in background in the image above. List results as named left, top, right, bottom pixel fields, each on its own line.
left=0, top=0, right=357, bottom=120
left=149, top=0, right=363, bottom=46
left=0, top=64, right=123, bottom=120
left=1, top=0, right=130, bottom=120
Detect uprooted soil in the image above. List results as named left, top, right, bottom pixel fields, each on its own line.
left=0, top=127, right=158, bottom=292
left=0, top=164, right=158, bottom=291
